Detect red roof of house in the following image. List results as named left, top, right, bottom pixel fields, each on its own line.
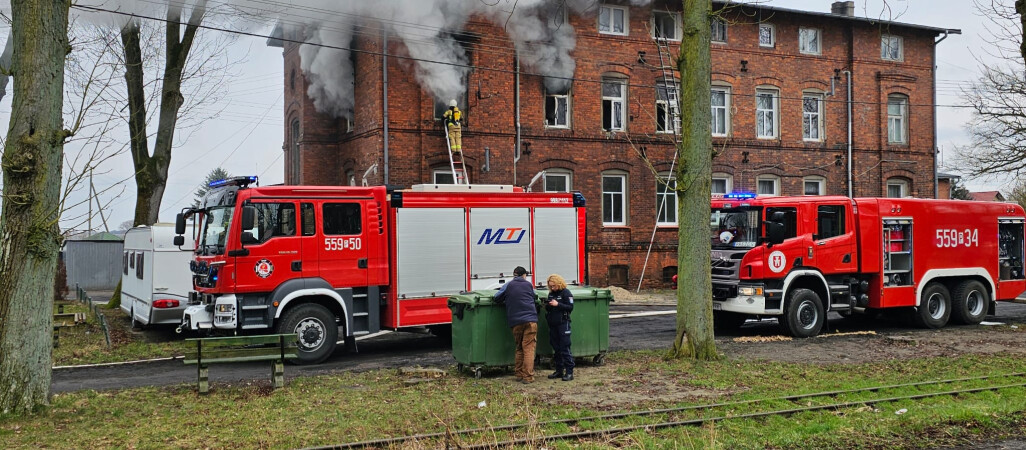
left=969, top=191, right=1005, bottom=202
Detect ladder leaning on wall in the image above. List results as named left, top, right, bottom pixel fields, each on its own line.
left=444, top=130, right=470, bottom=185
left=637, top=37, right=683, bottom=292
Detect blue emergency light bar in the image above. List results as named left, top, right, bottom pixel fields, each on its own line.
left=208, top=176, right=258, bottom=189
left=724, top=192, right=756, bottom=200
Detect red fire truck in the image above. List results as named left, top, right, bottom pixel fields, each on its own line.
left=708, top=194, right=1026, bottom=337
left=174, top=177, right=586, bottom=363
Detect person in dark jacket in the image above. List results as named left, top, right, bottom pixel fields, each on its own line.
left=494, top=266, right=538, bottom=383
left=544, top=274, right=575, bottom=381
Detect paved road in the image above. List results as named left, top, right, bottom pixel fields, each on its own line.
left=51, top=301, right=1026, bottom=393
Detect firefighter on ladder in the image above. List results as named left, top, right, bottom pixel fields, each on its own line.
left=443, top=99, right=463, bottom=154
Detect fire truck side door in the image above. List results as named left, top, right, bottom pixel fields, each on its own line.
left=233, top=201, right=302, bottom=294
left=318, top=201, right=368, bottom=288
left=298, top=202, right=320, bottom=278
left=812, top=203, right=856, bottom=274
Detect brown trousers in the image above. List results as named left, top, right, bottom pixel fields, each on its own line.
left=511, top=322, right=537, bottom=381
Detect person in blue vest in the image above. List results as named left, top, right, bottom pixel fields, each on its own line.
left=494, top=266, right=538, bottom=384
left=544, top=273, right=574, bottom=381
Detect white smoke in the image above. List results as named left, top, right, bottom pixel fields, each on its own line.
left=49, top=0, right=655, bottom=119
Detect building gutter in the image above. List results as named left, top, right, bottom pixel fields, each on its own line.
left=513, top=54, right=521, bottom=185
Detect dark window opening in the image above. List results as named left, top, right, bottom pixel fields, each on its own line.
left=816, top=205, right=845, bottom=240
left=323, top=203, right=362, bottom=235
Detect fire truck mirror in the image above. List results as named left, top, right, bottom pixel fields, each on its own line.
left=173, top=235, right=185, bottom=246
left=175, top=213, right=186, bottom=235
left=766, top=221, right=786, bottom=245
left=241, top=205, right=256, bottom=231
left=241, top=231, right=258, bottom=245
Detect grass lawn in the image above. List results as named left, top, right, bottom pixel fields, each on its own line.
left=5, top=350, right=1026, bottom=449
left=52, top=302, right=190, bottom=366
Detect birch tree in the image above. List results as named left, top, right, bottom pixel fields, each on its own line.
left=0, top=0, right=70, bottom=414
left=669, top=0, right=717, bottom=360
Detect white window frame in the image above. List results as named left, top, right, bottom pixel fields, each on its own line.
left=656, top=175, right=678, bottom=226
left=756, top=88, right=779, bottom=139
left=598, top=5, right=629, bottom=36
left=652, top=11, right=681, bottom=41
left=799, top=27, right=821, bottom=55
left=881, top=34, right=903, bottom=61
left=602, top=172, right=628, bottom=226
left=711, top=18, right=727, bottom=43
left=758, top=23, right=775, bottom=47
left=544, top=171, right=572, bottom=192
left=803, top=176, right=825, bottom=196
left=888, top=94, right=908, bottom=144
left=602, top=77, right=627, bottom=132
left=887, top=178, right=909, bottom=198
left=656, top=80, right=680, bottom=134
left=432, top=169, right=455, bottom=185
left=712, top=173, right=733, bottom=195
left=757, top=175, right=781, bottom=196
left=802, top=92, right=824, bottom=141
left=545, top=92, right=570, bottom=128
left=711, top=86, right=730, bottom=137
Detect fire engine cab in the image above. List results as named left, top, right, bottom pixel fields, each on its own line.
left=709, top=194, right=1026, bottom=337
left=174, top=177, right=586, bottom=363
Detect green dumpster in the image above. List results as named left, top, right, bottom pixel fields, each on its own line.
left=536, top=287, right=612, bottom=365
left=448, top=291, right=516, bottom=378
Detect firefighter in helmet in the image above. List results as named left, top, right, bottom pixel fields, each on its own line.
left=442, top=99, right=463, bottom=153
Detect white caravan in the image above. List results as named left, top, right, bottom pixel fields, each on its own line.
left=121, top=223, right=194, bottom=326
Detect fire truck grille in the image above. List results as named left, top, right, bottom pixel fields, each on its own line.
left=710, top=250, right=747, bottom=299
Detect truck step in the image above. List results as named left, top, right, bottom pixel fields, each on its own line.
left=829, top=303, right=852, bottom=312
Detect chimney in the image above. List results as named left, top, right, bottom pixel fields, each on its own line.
left=831, top=1, right=855, bottom=16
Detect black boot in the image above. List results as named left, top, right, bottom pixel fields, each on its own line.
left=547, top=370, right=564, bottom=379
left=561, top=370, right=574, bottom=381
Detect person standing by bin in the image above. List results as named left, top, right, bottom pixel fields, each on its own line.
left=545, top=274, right=575, bottom=381
left=494, top=266, right=538, bottom=384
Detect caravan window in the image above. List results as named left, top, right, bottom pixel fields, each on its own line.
left=129, top=252, right=136, bottom=269
left=135, top=253, right=144, bottom=279
left=123, top=252, right=129, bottom=275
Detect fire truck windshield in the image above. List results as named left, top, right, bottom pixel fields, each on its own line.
left=199, top=206, right=233, bottom=255
left=710, top=208, right=761, bottom=249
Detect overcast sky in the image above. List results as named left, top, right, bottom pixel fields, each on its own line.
left=0, top=0, right=1005, bottom=233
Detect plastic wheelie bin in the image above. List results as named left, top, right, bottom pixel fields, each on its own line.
left=536, top=287, right=612, bottom=365
left=448, top=291, right=516, bottom=378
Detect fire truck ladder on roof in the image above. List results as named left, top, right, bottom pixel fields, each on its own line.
left=444, top=129, right=470, bottom=185
left=637, top=37, right=683, bottom=292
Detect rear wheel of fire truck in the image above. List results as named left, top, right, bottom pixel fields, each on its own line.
left=713, top=311, right=749, bottom=334
left=915, top=283, right=951, bottom=329
left=951, top=280, right=988, bottom=325
left=781, top=289, right=825, bottom=338
left=277, top=304, right=338, bottom=365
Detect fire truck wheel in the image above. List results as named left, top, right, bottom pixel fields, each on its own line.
left=915, top=283, right=951, bottom=329
left=277, top=304, right=338, bottom=365
left=951, top=280, right=989, bottom=325
left=713, top=311, right=748, bottom=334
left=781, top=289, right=825, bottom=338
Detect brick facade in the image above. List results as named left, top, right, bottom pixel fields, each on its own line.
left=275, top=1, right=951, bottom=288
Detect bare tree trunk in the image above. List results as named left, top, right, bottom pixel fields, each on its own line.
left=1017, top=0, right=1026, bottom=63
left=0, top=0, right=70, bottom=414
left=669, top=0, right=718, bottom=360
left=122, top=2, right=206, bottom=226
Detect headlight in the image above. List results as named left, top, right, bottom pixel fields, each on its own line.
left=738, top=286, right=764, bottom=296
left=216, top=304, right=234, bottom=313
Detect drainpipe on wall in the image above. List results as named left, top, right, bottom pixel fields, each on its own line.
left=844, top=69, right=853, bottom=198
left=933, top=30, right=955, bottom=198
left=513, top=53, right=521, bottom=185
left=382, top=29, right=390, bottom=185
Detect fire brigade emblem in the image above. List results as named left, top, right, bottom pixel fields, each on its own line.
left=768, top=251, right=787, bottom=273
left=255, top=259, right=274, bottom=278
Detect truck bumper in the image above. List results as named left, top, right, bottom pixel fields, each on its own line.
left=713, top=294, right=773, bottom=315
left=182, top=304, right=213, bottom=330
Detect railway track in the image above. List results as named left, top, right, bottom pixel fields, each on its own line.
left=309, top=372, right=1026, bottom=449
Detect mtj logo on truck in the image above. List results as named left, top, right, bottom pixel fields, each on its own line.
left=477, top=228, right=526, bottom=245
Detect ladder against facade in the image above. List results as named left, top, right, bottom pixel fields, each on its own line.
left=444, top=131, right=470, bottom=185
left=638, top=37, right=684, bottom=292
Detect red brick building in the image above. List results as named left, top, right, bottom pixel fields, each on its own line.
left=272, top=1, right=958, bottom=287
